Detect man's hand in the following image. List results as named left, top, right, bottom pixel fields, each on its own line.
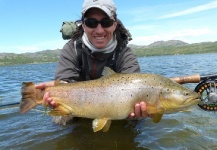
left=35, top=81, right=56, bottom=107
left=35, top=81, right=55, bottom=89
left=128, top=102, right=149, bottom=119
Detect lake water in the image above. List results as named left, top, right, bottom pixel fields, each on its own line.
left=1, top=53, right=217, bottom=150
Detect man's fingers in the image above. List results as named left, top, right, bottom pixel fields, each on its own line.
left=128, top=112, right=135, bottom=119
left=35, top=81, right=55, bottom=89
left=35, top=83, right=46, bottom=89
left=135, top=102, right=150, bottom=118
left=45, top=81, right=55, bottom=86
left=134, top=103, right=141, bottom=118
left=140, top=102, right=148, bottom=118
left=49, top=98, right=57, bottom=108
left=42, top=92, right=50, bottom=106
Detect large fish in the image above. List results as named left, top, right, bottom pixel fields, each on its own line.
left=20, top=67, right=200, bottom=132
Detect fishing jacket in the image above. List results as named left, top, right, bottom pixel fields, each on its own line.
left=55, top=38, right=140, bottom=82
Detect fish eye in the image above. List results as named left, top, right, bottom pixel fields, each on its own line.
left=184, top=92, right=189, bottom=96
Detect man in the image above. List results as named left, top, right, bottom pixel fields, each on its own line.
left=36, top=0, right=148, bottom=124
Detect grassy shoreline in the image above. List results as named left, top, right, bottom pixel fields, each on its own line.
left=1, top=40, right=217, bottom=66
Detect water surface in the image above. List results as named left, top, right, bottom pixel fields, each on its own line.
left=1, top=53, right=217, bottom=149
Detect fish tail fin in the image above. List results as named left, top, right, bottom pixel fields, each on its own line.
left=20, top=82, right=43, bottom=114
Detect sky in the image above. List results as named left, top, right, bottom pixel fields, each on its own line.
left=0, top=0, right=217, bottom=54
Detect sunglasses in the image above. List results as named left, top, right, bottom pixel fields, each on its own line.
left=84, top=18, right=115, bottom=28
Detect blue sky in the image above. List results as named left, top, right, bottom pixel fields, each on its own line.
left=0, top=0, right=217, bottom=54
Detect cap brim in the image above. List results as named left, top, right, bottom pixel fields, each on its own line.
left=82, top=5, right=112, bottom=18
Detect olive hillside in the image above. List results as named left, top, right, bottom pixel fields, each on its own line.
left=131, top=40, right=217, bottom=57
left=0, top=49, right=61, bottom=66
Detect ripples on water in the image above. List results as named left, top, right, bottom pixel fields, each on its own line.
left=1, top=54, right=217, bottom=149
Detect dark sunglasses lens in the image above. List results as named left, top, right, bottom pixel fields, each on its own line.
left=85, top=18, right=114, bottom=28
left=101, top=19, right=114, bottom=28
left=85, top=19, right=98, bottom=28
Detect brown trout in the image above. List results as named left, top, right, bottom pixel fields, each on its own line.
left=20, top=67, right=200, bottom=132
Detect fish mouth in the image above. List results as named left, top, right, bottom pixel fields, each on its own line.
left=160, top=96, right=201, bottom=114
left=181, top=97, right=201, bottom=107
left=193, top=98, right=201, bottom=104
left=170, top=97, right=200, bottom=112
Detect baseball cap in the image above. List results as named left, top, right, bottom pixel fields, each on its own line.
left=82, top=0, right=116, bottom=18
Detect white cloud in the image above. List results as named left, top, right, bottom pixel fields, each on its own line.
left=130, top=28, right=216, bottom=45
left=160, top=1, right=217, bottom=19
left=128, top=24, right=155, bottom=31
left=167, top=28, right=213, bottom=38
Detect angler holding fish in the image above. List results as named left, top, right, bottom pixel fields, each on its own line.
left=35, top=0, right=148, bottom=122
left=20, top=0, right=200, bottom=132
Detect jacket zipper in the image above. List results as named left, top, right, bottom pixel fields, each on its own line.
left=92, top=58, right=97, bottom=79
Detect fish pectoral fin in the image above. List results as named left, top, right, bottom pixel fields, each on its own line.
left=92, top=118, right=111, bottom=132
left=102, top=120, right=111, bottom=132
left=151, top=113, right=163, bottom=123
left=48, top=102, right=72, bottom=116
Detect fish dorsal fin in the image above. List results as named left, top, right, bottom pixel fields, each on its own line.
left=54, top=80, right=60, bottom=86
left=102, top=67, right=116, bottom=77
left=92, top=118, right=111, bottom=132
left=54, top=80, right=67, bottom=86
left=48, top=102, right=72, bottom=116
left=151, top=113, right=163, bottom=123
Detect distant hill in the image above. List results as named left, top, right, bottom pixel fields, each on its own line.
left=0, top=40, right=217, bottom=66
left=0, top=49, right=61, bottom=66
left=128, top=40, right=188, bottom=49
left=148, top=40, right=189, bottom=47
left=130, top=40, right=217, bottom=57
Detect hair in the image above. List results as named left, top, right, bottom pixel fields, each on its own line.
left=71, top=13, right=132, bottom=45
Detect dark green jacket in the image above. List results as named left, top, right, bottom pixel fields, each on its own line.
left=55, top=39, right=140, bottom=82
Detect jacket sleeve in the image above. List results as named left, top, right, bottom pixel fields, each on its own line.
left=115, top=46, right=140, bottom=73
left=55, top=40, right=81, bottom=82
